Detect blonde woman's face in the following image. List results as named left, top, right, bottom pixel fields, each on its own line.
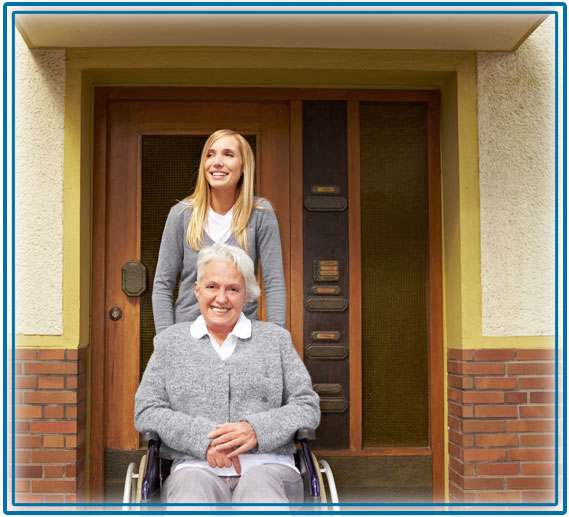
left=204, top=135, right=244, bottom=193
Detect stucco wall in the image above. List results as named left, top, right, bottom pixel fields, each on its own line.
left=477, top=16, right=555, bottom=337
left=15, top=30, right=66, bottom=335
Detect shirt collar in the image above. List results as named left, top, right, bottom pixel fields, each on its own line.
left=190, top=312, right=251, bottom=340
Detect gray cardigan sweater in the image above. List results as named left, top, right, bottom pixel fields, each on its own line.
left=134, top=320, right=320, bottom=461
left=152, top=198, right=286, bottom=334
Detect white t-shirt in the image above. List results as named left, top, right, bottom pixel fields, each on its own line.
left=207, top=206, right=233, bottom=243
left=170, top=313, right=298, bottom=477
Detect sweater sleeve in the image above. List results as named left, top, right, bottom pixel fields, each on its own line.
left=255, top=202, right=287, bottom=328
left=134, top=337, right=214, bottom=459
left=152, top=205, right=185, bottom=334
left=245, top=332, right=321, bottom=453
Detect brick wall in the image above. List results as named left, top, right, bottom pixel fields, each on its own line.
left=448, top=349, right=556, bottom=504
left=11, top=348, right=88, bottom=503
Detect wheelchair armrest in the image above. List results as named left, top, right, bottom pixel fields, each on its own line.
left=140, top=431, right=161, bottom=445
left=295, top=428, right=315, bottom=441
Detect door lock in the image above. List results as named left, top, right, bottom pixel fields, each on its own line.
left=109, top=307, right=122, bottom=321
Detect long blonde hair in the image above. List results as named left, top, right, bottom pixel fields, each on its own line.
left=184, top=129, right=259, bottom=251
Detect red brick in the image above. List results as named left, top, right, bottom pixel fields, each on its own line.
left=507, top=363, right=554, bottom=375
left=521, top=462, right=555, bottom=475
left=15, top=376, right=37, bottom=389
left=459, top=362, right=505, bottom=375
left=475, top=377, right=516, bottom=390
left=463, top=420, right=506, bottom=433
left=476, top=434, right=518, bottom=447
left=448, top=415, right=462, bottom=431
left=463, top=448, right=506, bottom=462
left=522, top=490, right=555, bottom=503
left=475, top=405, right=518, bottom=419
left=23, top=362, right=77, bottom=375
left=45, top=495, right=65, bottom=503
left=520, top=434, right=555, bottom=446
left=519, top=405, right=555, bottom=418
left=518, top=377, right=554, bottom=389
left=516, top=349, right=555, bottom=361
left=15, top=450, right=30, bottom=463
left=449, top=457, right=475, bottom=476
left=463, top=391, right=504, bottom=404
left=38, top=349, right=66, bottom=360
left=65, top=494, right=79, bottom=503
left=77, top=401, right=87, bottom=418
left=507, top=420, right=554, bottom=432
left=448, top=349, right=474, bottom=360
left=449, top=483, right=476, bottom=503
left=43, top=436, right=65, bottom=448
left=474, top=349, right=515, bottom=361
left=506, top=391, right=527, bottom=403
left=509, top=448, right=554, bottom=461
left=448, top=442, right=463, bottom=460
left=66, top=349, right=79, bottom=360
left=449, top=429, right=473, bottom=447
left=43, top=406, right=64, bottom=419
left=15, top=494, right=43, bottom=503
left=15, top=421, right=29, bottom=433
left=449, top=401, right=473, bottom=418
left=15, top=435, right=42, bottom=448
left=15, top=480, right=30, bottom=492
left=23, top=391, right=77, bottom=404
left=507, top=477, right=554, bottom=489
left=32, top=480, right=76, bottom=493
left=448, top=375, right=473, bottom=389
left=477, top=491, right=520, bottom=503
left=66, top=465, right=77, bottom=478
left=32, top=450, right=77, bottom=463
left=37, top=376, right=65, bottom=389
left=449, top=468, right=464, bottom=489
left=66, top=405, right=78, bottom=419
left=15, top=349, right=37, bottom=360
left=66, top=376, right=78, bottom=389
left=463, top=477, right=504, bottom=490
left=14, top=391, right=22, bottom=403
left=44, top=466, right=64, bottom=478
left=15, top=465, right=43, bottom=478
left=30, top=421, right=77, bottom=435
left=15, top=405, right=42, bottom=419
left=14, top=363, right=22, bottom=375
left=448, top=387, right=462, bottom=402
left=65, top=435, right=77, bottom=448
left=477, top=463, right=519, bottom=476
left=530, top=391, right=555, bottom=403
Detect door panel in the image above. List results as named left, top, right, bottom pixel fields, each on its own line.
left=103, top=100, right=290, bottom=451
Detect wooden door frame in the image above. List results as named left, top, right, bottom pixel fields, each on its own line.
left=90, top=87, right=443, bottom=500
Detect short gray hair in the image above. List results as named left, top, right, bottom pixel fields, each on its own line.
left=196, top=243, right=261, bottom=302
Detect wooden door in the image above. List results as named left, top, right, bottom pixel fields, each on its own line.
left=91, top=89, right=290, bottom=494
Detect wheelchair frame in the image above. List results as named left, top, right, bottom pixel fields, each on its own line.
left=123, top=430, right=339, bottom=508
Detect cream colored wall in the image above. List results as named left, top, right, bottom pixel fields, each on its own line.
left=477, top=16, right=555, bottom=338
left=14, top=29, right=65, bottom=336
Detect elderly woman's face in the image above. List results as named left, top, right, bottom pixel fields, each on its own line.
left=195, top=260, right=247, bottom=333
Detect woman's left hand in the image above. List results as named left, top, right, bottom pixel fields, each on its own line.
left=207, top=421, right=258, bottom=459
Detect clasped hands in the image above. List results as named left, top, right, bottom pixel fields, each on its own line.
left=206, top=421, right=258, bottom=475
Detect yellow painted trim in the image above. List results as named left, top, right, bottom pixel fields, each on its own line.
left=15, top=335, right=78, bottom=349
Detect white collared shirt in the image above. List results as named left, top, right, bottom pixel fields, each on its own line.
left=171, top=313, right=297, bottom=477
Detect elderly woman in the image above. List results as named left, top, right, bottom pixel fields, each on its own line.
left=134, top=243, right=320, bottom=509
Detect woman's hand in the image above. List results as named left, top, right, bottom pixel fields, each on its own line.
left=206, top=444, right=242, bottom=474
left=208, top=421, right=258, bottom=459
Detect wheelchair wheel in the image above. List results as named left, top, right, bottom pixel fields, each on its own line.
left=310, top=452, right=327, bottom=503
left=123, top=462, right=137, bottom=504
left=135, top=453, right=148, bottom=503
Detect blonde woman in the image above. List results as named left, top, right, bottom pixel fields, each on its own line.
left=152, top=129, right=286, bottom=334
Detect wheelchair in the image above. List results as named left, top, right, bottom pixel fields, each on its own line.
left=124, top=429, right=338, bottom=508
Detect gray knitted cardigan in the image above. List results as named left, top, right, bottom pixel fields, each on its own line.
left=152, top=198, right=286, bottom=334
left=134, top=320, right=320, bottom=461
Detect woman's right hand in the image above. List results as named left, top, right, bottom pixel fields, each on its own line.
left=206, top=444, right=242, bottom=474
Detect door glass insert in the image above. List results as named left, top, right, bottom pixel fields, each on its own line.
left=360, top=103, right=429, bottom=447
left=140, top=135, right=256, bottom=376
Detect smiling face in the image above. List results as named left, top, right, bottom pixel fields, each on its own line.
left=204, top=135, right=244, bottom=194
left=195, top=259, right=247, bottom=340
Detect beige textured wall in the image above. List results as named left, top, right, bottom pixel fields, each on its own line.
left=15, top=30, right=66, bottom=335
left=477, top=16, right=555, bottom=337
